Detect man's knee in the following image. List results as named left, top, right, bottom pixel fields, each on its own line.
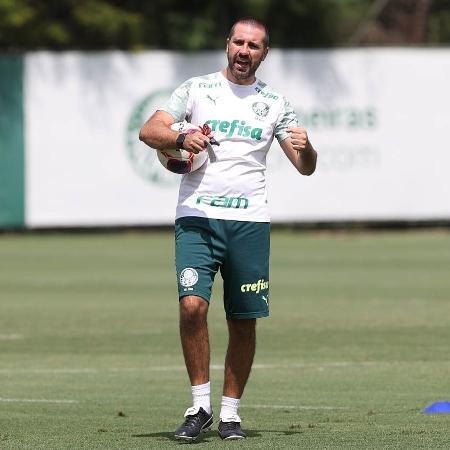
left=180, top=296, right=209, bottom=327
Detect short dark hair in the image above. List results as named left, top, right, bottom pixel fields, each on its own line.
left=228, top=18, right=269, bottom=48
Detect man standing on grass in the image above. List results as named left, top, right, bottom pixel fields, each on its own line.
left=139, top=17, right=317, bottom=441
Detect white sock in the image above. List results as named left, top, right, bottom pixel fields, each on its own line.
left=220, top=396, right=241, bottom=422
left=192, top=381, right=211, bottom=415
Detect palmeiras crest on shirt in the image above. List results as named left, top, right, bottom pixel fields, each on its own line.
left=180, top=268, right=199, bottom=289
left=252, top=102, right=270, bottom=118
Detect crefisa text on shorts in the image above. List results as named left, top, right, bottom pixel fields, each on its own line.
left=240, top=278, right=269, bottom=294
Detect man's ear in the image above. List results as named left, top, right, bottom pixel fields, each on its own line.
left=226, top=38, right=229, bottom=52
left=262, top=47, right=269, bottom=61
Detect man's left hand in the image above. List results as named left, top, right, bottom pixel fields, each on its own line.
left=287, top=127, right=310, bottom=153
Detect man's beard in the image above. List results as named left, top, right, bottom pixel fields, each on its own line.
left=227, top=53, right=262, bottom=80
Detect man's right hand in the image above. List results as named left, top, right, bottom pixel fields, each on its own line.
left=183, top=131, right=212, bottom=154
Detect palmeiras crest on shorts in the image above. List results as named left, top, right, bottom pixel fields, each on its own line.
left=252, top=102, right=270, bottom=118
left=180, top=268, right=199, bottom=289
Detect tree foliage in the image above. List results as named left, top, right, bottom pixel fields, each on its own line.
left=0, top=0, right=448, bottom=51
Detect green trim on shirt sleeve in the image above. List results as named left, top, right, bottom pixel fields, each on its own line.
left=274, top=97, right=298, bottom=142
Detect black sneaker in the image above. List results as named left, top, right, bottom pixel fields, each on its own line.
left=174, top=406, right=213, bottom=441
left=218, top=416, right=246, bottom=440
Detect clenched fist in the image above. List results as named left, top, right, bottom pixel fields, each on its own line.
left=287, top=127, right=310, bottom=153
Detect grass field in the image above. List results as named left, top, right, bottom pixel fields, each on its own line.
left=1, top=229, right=450, bottom=449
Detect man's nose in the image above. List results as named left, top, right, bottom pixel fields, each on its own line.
left=239, top=44, right=250, bottom=55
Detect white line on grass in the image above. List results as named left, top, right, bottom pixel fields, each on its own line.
left=243, top=404, right=348, bottom=410
left=0, top=334, right=23, bottom=340
left=250, top=362, right=385, bottom=369
left=0, top=368, right=99, bottom=374
left=0, top=361, right=404, bottom=375
left=0, top=397, right=342, bottom=410
left=0, top=397, right=78, bottom=404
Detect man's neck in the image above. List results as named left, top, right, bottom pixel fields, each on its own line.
left=222, top=68, right=256, bottom=86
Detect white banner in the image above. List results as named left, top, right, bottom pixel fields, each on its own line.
left=25, top=49, right=450, bottom=226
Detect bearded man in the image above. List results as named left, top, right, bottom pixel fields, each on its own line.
left=139, top=17, right=317, bottom=441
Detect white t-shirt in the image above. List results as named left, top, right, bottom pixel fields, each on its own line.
left=161, top=71, right=298, bottom=222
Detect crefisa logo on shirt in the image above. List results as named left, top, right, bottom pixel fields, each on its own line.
left=204, top=119, right=263, bottom=140
left=125, top=89, right=180, bottom=187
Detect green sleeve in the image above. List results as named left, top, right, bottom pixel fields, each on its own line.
left=274, top=97, right=298, bottom=142
left=160, top=79, right=193, bottom=122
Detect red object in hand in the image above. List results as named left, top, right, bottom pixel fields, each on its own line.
left=201, top=123, right=212, bottom=135
left=201, top=123, right=219, bottom=146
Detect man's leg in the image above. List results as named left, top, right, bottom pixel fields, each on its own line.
left=218, top=318, right=256, bottom=440
left=174, top=217, right=221, bottom=440
left=179, top=295, right=210, bottom=386
left=175, top=295, right=213, bottom=440
left=223, top=318, right=256, bottom=398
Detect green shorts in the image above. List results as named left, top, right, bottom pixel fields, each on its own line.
left=175, top=216, right=270, bottom=320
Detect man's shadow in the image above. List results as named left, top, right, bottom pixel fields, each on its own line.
left=132, top=428, right=302, bottom=442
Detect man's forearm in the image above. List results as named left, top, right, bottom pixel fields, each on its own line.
left=139, top=119, right=178, bottom=150
left=298, top=142, right=317, bottom=175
